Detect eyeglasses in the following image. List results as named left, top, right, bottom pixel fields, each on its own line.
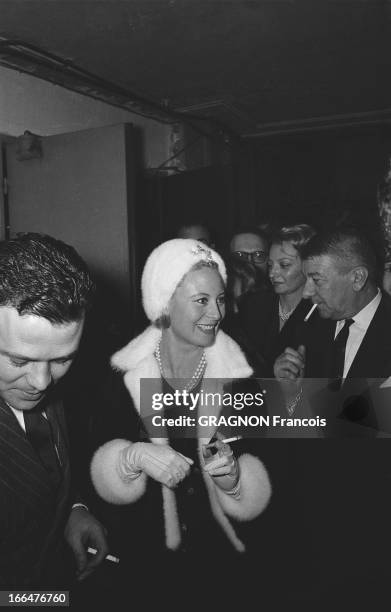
left=233, top=250, right=268, bottom=263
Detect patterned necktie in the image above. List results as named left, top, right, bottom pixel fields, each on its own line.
left=24, top=408, right=62, bottom=489
left=328, top=318, right=354, bottom=390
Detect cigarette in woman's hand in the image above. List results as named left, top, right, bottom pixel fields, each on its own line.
left=221, top=436, right=242, bottom=444
left=304, top=303, right=317, bottom=322
left=204, top=435, right=242, bottom=449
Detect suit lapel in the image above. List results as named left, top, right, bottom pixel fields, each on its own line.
left=347, top=297, right=391, bottom=380
left=0, top=400, right=59, bottom=515
left=306, top=319, right=335, bottom=378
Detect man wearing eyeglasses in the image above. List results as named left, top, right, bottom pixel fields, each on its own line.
left=230, top=228, right=269, bottom=274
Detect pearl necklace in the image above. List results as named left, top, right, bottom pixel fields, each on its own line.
left=278, top=300, right=296, bottom=321
left=154, top=340, right=207, bottom=392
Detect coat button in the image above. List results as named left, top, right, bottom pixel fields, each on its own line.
left=187, top=487, right=195, bottom=495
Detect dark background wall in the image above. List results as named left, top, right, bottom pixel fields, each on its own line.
left=249, top=124, right=391, bottom=232
left=4, top=121, right=391, bottom=332
left=140, top=123, right=391, bottom=257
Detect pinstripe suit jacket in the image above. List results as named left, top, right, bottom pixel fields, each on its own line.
left=0, top=395, right=72, bottom=587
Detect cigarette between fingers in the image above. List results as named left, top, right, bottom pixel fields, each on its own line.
left=87, top=547, right=120, bottom=564
left=204, top=436, right=241, bottom=449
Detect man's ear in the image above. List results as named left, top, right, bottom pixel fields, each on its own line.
left=351, top=266, right=368, bottom=291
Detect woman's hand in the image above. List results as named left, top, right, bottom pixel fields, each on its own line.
left=202, top=433, right=239, bottom=493
left=119, top=442, right=193, bottom=488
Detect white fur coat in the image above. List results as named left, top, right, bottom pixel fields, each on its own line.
left=91, top=326, right=271, bottom=552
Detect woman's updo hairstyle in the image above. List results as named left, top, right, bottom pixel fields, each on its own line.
left=271, top=224, right=316, bottom=257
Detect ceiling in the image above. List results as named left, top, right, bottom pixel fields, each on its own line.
left=1, top=0, right=391, bottom=138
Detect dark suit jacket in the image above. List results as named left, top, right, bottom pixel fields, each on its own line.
left=302, top=293, right=391, bottom=436
left=246, top=298, right=391, bottom=603
left=304, top=292, right=391, bottom=379
left=0, top=395, right=72, bottom=587
left=239, top=290, right=324, bottom=376
left=237, top=294, right=391, bottom=603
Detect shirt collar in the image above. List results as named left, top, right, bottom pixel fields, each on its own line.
left=3, top=399, right=48, bottom=432
left=336, top=289, right=381, bottom=333
left=7, top=403, right=26, bottom=431
left=352, top=288, right=381, bottom=331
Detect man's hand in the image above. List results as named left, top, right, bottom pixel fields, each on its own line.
left=274, top=345, right=305, bottom=381
left=64, top=506, right=108, bottom=581
left=274, top=345, right=305, bottom=410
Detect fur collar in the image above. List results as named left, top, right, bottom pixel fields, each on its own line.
left=112, top=325, right=252, bottom=381
left=111, top=326, right=253, bottom=418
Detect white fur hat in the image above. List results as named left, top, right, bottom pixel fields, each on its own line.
left=141, top=239, right=227, bottom=322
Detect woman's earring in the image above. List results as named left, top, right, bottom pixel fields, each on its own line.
left=155, top=311, right=171, bottom=329
left=160, top=313, right=171, bottom=329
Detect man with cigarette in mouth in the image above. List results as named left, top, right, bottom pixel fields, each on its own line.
left=274, top=225, right=391, bottom=431
left=0, top=233, right=108, bottom=587
left=262, top=225, right=391, bottom=604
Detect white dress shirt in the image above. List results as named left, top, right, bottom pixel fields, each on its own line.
left=334, top=290, right=381, bottom=378
left=9, top=404, right=27, bottom=431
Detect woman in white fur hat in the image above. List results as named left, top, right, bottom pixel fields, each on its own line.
left=90, top=239, right=271, bottom=557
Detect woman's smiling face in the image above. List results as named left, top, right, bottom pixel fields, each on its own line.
left=168, top=266, right=225, bottom=348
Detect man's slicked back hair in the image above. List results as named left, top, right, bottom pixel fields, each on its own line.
left=301, top=225, right=377, bottom=280
left=0, top=233, right=95, bottom=323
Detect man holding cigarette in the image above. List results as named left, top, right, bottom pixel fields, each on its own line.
left=264, top=225, right=391, bottom=603
left=274, top=225, right=391, bottom=431
left=0, top=233, right=108, bottom=587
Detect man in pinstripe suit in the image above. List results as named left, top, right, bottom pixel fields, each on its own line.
left=0, top=233, right=108, bottom=587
